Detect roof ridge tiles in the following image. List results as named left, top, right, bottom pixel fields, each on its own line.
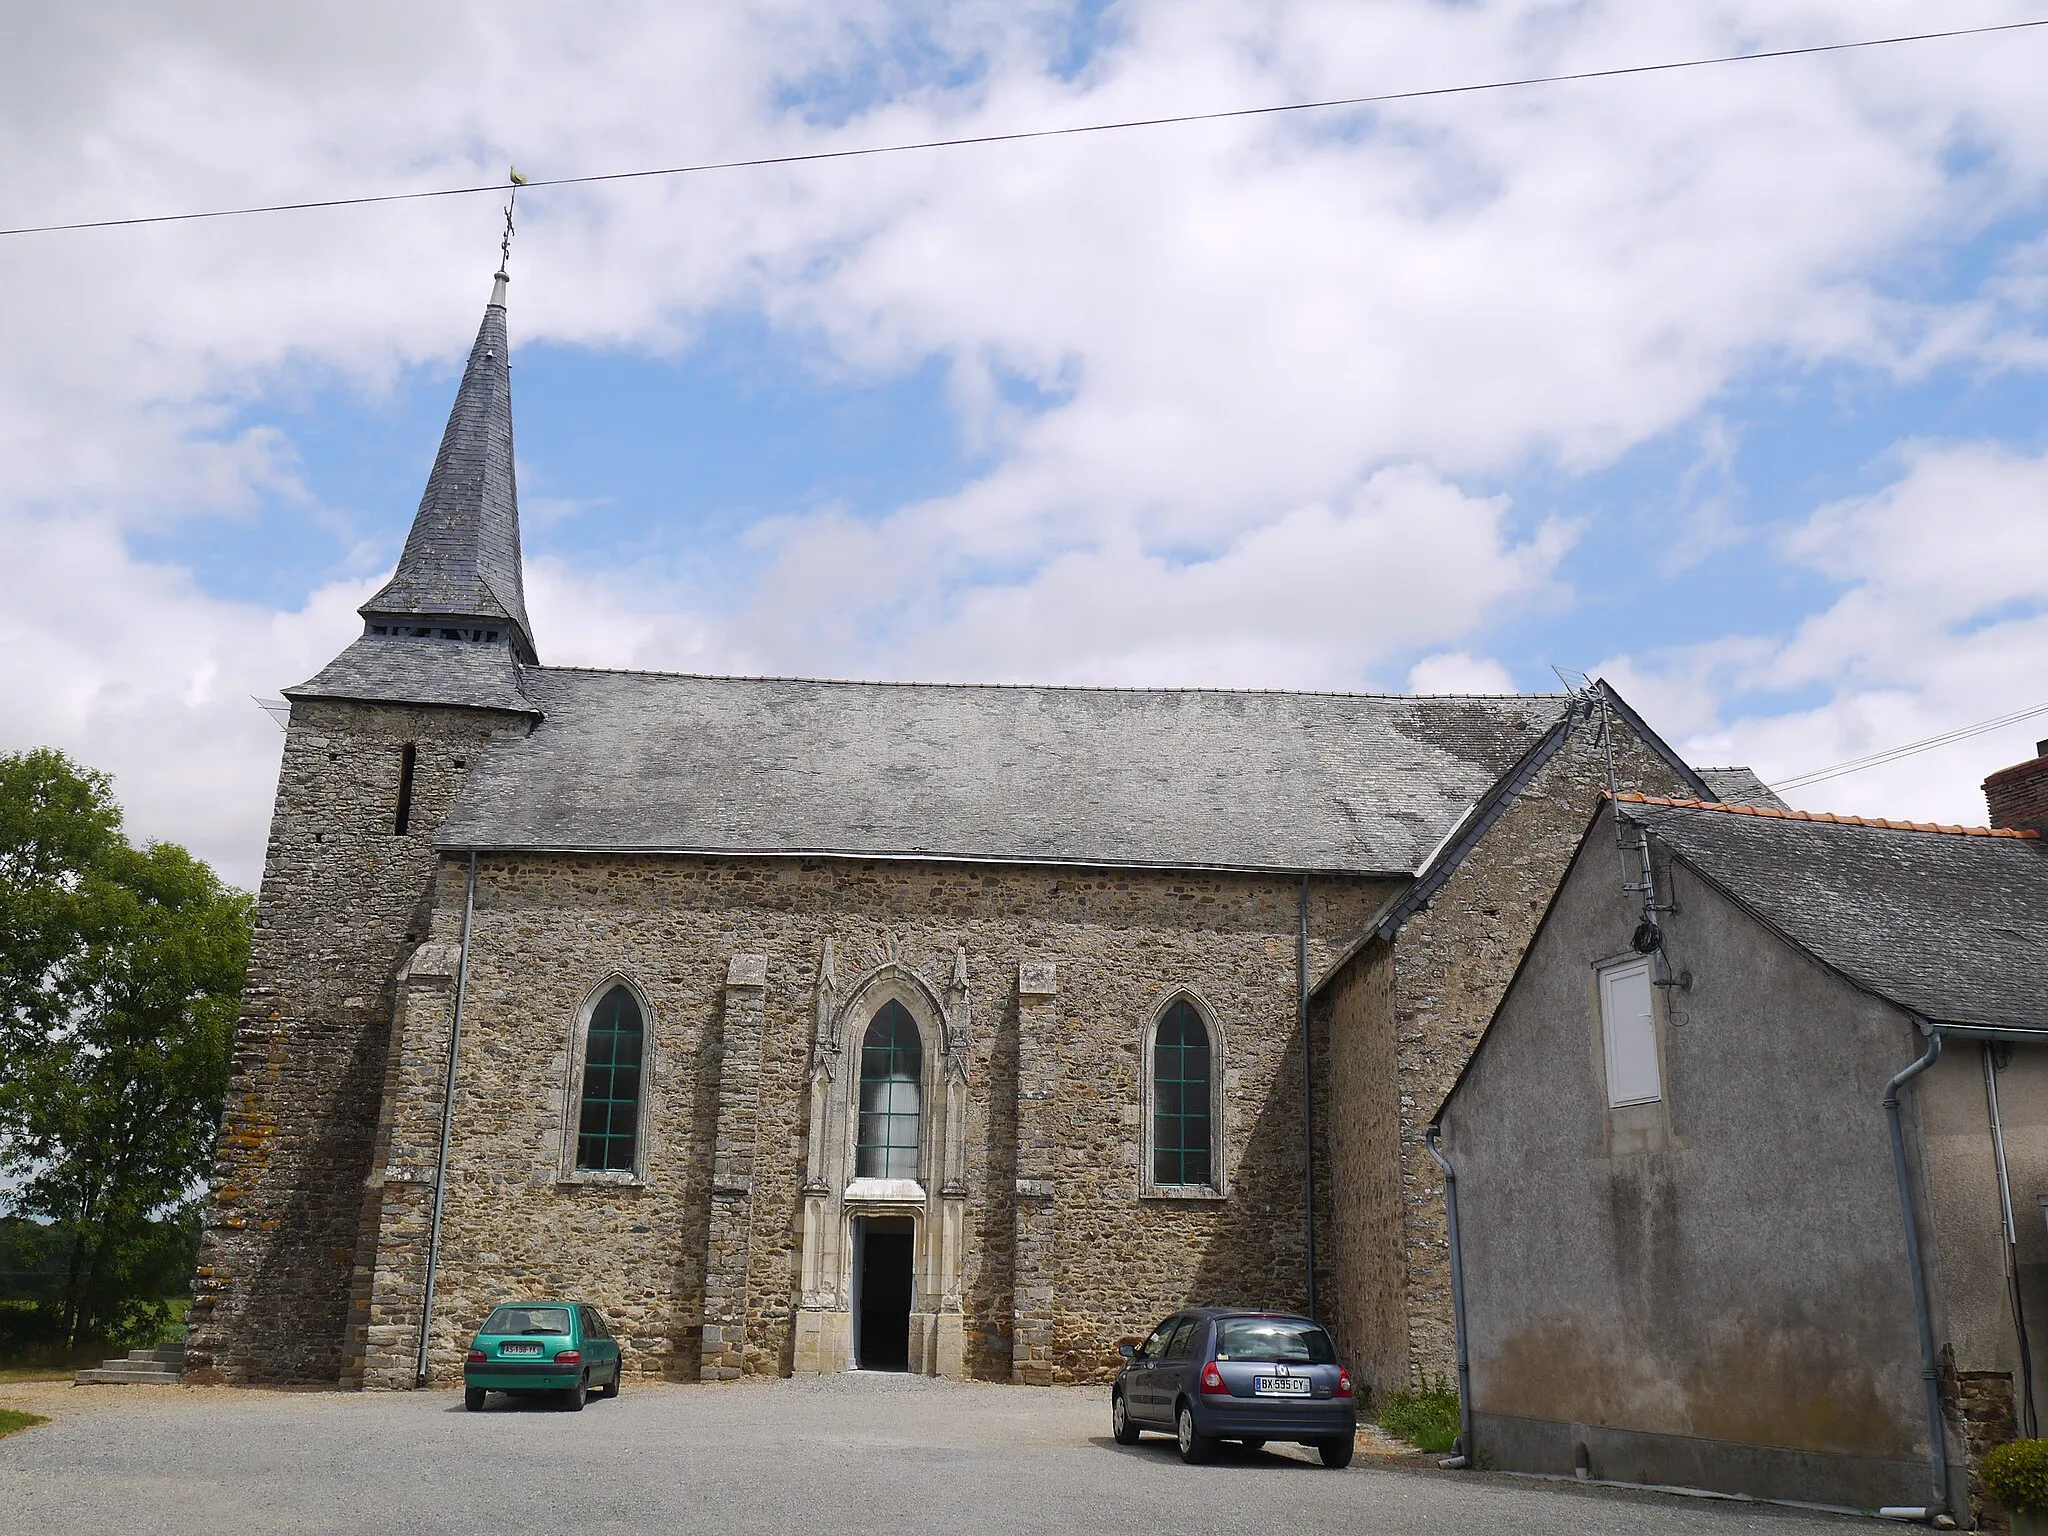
left=1611, top=790, right=2040, bottom=839
left=520, top=662, right=1570, bottom=702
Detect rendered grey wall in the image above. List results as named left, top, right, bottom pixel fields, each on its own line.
left=1918, top=1037, right=2048, bottom=1467
left=1439, top=824, right=1933, bottom=1508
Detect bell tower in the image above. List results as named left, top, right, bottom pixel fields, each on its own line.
left=186, top=261, right=542, bottom=1384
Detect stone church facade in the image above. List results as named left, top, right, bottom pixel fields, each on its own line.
left=185, top=269, right=1752, bottom=1398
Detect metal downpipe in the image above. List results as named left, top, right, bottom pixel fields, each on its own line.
left=416, top=851, right=478, bottom=1388
left=1883, top=1027, right=1946, bottom=1517
left=1424, top=1124, right=1475, bottom=1466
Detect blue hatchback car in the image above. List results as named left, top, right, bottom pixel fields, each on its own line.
left=1112, top=1309, right=1355, bottom=1466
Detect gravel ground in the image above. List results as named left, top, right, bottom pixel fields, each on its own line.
left=0, top=1372, right=1875, bottom=1535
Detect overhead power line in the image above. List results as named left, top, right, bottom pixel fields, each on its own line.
left=4, top=17, right=2045, bottom=240
left=1770, top=699, right=2048, bottom=793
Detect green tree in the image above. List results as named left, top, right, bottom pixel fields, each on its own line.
left=0, top=749, right=251, bottom=1349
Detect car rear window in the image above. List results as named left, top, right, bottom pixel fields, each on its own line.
left=1214, top=1318, right=1337, bottom=1364
left=481, top=1306, right=572, bottom=1336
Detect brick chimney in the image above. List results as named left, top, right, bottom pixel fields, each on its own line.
left=1985, top=739, right=2048, bottom=832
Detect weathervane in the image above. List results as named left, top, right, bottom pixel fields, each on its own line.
left=500, top=165, right=528, bottom=274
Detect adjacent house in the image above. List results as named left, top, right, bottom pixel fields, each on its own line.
left=1431, top=751, right=2048, bottom=1521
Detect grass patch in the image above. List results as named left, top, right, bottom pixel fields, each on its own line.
left=1379, top=1378, right=1461, bottom=1454
left=0, top=1367, right=70, bottom=1384
left=0, top=1409, right=50, bottom=1439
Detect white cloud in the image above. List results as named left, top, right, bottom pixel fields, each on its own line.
left=1409, top=652, right=1519, bottom=696
left=0, top=508, right=374, bottom=888
left=1606, top=441, right=2048, bottom=824
left=6, top=0, right=2048, bottom=875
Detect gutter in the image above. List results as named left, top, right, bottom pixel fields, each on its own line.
left=433, top=840, right=1412, bottom=881
left=1424, top=1124, right=1475, bottom=1468
left=416, top=851, right=478, bottom=1388
left=1882, top=1023, right=1946, bottom=1520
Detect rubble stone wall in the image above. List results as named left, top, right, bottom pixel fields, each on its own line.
left=358, top=853, right=1395, bottom=1386
left=1315, top=939, right=1405, bottom=1406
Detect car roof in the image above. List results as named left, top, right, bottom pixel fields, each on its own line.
left=1168, top=1308, right=1320, bottom=1323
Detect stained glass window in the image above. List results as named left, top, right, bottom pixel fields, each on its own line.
left=857, top=1001, right=922, bottom=1180
left=1152, top=999, right=1213, bottom=1187
left=576, top=985, right=644, bottom=1172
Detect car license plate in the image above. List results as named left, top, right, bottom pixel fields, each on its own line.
left=1255, top=1376, right=1311, bottom=1396
left=501, top=1342, right=541, bottom=1356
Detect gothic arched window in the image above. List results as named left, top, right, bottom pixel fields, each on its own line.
left=856, top=1000, right=922, bottom=1180
left=576, top=985, right=644, bottom=1172
left=1152, top=998, right=1214, bottom=1188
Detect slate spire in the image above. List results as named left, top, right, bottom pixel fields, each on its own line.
left=359, top=267, right=538, bottom=663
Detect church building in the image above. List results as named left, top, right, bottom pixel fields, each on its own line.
left=184, top=265, right=1757, bottom=1398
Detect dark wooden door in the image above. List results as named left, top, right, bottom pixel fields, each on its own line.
left=858, top=1228, right=914, bottom=1370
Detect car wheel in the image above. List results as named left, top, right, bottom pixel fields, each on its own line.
left=464, top=1387, right=485, bottom=1412
left=1176, top=1404, right=1215, bottom=1465
left=1240, top=1438, right=1265, bottom=1452
left=566, top=1373, right=588, bottom=1412
left=599, top=1362, right=620, bottom=1400
left=1112, top=1391, right=1141, bottom=1445
left=1317, top=1435, right=1355, bottom=1469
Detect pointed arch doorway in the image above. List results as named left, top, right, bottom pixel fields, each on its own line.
left=793, top=957, right=972, bottom=1378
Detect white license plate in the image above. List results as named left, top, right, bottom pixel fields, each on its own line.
left=1254, top=1376, right=1311, bottom=1396
left=500, top=1342, right=542, bottom=1356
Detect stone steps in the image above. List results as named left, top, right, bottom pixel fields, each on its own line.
left=76, top=1345, right=184, bottom=1385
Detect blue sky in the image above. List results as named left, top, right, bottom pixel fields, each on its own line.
left=5, top=0, right=2048, bottom=887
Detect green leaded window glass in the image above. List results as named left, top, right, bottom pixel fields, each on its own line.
left=857, top=1001, right=922, bottom=1181
left=1153, top=1000, right=1213, bottom=1188
left=576, top=985, right=644, bottom=1172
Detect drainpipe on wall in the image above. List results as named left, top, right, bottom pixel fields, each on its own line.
left=416, top=851, right=478, bottom=1389
left=1882, top=1024, right=1946, bottom=1520
left=1424, top=1124, right=1474, bottom=1468
left=1300, top=873, right=1317, bottom=1324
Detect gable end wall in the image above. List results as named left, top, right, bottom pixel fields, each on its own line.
left=1322, top=710, right=1699, bottom=1392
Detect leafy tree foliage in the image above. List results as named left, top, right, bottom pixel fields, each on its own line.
left=0, top=749, right=251, bottom=1349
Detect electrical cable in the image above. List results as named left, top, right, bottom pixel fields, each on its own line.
left=3, top=17, right=2045, bottom=239
left=1770, top=699, right=2048, bottom=792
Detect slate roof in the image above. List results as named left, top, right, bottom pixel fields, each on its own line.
left=1695, top=767, right=1787, bottom=810
left=288, top=636, right=536, bottom=716
left=1621, top=795, right=2048, bottom=1031
left=433, top=668, right=1571, bottom=874
left=358, top=273, right=537, bottom=663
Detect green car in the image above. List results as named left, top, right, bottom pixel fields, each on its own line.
left=463, top=1301, right=624, bottom=1411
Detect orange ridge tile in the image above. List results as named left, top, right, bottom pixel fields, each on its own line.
left=1609, top=791, right=2040, bottom=839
